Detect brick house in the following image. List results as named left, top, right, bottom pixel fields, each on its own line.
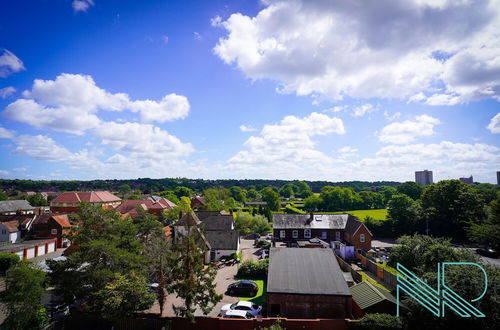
left=114, top=196, right=177, bottom=217
left=50, top=191, right=122, bottom=213
left=32, top=214, right=72, bottom=248
left=273, top=213, right=372, bottom=250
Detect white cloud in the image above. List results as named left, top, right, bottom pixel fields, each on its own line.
left=2, top=73, right=189, bottom=134
left=228, top=112, right=345, bottom=176
left=379, top=115, right=440, bottom=144
left=211, top=15, right=223, bottom=27
left=214, top=0, right=500, bottom=104
left=352, top=104, right=376, bottom=117
left=72, top=0, right=94, bottom=13
left=0, top=126, right=15, bottom=139
left=0, top=170, right=8, bottom=176
left=487, top=113, right=500, bottom=133
left=383, top=110, right=401, bottom=121
left=0, top=86, right=16, bottom=98
left=0, top=49, right=25, bottom=77
left=338, top=146, right=358, bottom=159
left=239, top=124, right=257, bottom=132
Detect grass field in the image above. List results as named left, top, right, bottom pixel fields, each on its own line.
left=332, top=209, right=388, bottom=221
left=238, top=279, right=266, bottom=307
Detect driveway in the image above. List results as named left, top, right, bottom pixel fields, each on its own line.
left=240, top=238, right=261, bottom=262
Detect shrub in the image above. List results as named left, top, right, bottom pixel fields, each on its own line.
left=255, top=240, right=271, bottom=248
left=236, top=259, right=269, bottom=279
left=349, top=313, right=402, bottom=330
left=0, top=253, right=20, bottom=274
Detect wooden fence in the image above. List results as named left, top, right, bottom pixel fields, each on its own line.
left=355, top=252, right=397, bottom=290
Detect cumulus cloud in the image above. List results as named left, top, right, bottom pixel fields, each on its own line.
left=338, top=146, right=358, bottom=159
left=229, top=112, right=345, bottom=176
left=383, top=110, right=401, bottom=121
left=72, top=0, right=94, bottom=13
left=0, top=86, right=16, bottom=99
left=379, top=115, right=440, bottom=144
left=487, top=113, right=500, bottom=133
left=2, top=73, right=189, bottom=134
left=214, top=0, right=500, bottom=104
left=0, top=126, right=15, bottom=139
left=0, top=49, right=25, bottom=77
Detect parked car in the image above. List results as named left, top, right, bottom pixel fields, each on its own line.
left=244, top=233, right=260, bottom=239
left=227, top=280, right=259, bottom=296
left=220, top=301, right=262, bottom=317
left=265, top=233, right=273, bottom=240
left=476, top=247, right=499, bottom=258
left=221, top=310, right=255, bottom=319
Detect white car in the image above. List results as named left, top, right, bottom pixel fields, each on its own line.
left=221, top=300, right=262, bottom=317
left=265, top=233, right=273, bottom=240
left=221, top=310, right=255, bottom=319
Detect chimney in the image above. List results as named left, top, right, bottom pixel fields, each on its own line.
left=306, top=212, right=314, bottom=224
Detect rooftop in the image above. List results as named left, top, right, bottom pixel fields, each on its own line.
left=52, top=191, right=121, bottom=204
left=350, top=281, right=397, bottom=310
left=0, top=200, right=35, bottom=213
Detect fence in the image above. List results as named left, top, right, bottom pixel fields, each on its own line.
left=355, top=252, right=397, bottom=290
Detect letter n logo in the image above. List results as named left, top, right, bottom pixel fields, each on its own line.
left=396, top=262, right=488, bottom=317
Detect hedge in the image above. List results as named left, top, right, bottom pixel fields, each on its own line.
left=0, top=253, right=20, bottom=274
left=236, top=259, right=269, bottom=279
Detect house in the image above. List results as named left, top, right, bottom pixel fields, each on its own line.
left=0, top=221, right=21, bottom=243
left=173, top=212, right=212, bottom=264
left=272, top=213, right=372, bottom=250
left=40, top=192, right=58, bottom=200
left=0, top=214, right=36, bottom=234
left=190, top=195, right=206, bottom=209
left=174, top=211, right=240, bottom=262
left=115, top=196, right=176, bottom=217
left=0, top=200, right=35, bottom=215
left=0, top=238, right=58, bottom=259
left=350, top=281, right=398, bottom=315
left=267, top=248, right=352, bottom=319
left=50, top=191, right=122, bottom=213
left=31, top=214, right=72, bottom=248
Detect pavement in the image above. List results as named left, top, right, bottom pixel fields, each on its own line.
left=148, top=238, right=261, bottom=317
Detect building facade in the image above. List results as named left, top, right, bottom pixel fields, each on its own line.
left=415, top=170, right=433, bottom=185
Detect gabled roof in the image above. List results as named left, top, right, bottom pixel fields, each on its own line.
left=34, top=214, right=71, bottom=228
left=267, top=248, right=351, bottom=296
left=0, top=214, right=36, bottom=227
left=201, top=215, right=234, bottom=231
left=272, top=213, right=349, bottom=230
left=350, top=281, right=397, bottom=310
left=195, top=210, right=229, bottom=222
left=191, top=196, right=206, bottom=206
left=0, top=220, right=21, bottom=232
left=345, top=214, right=373, bottom=236
left=115, top=197, right=176, bottom=215
left=203, top=230, right=239, bottom=250
left=52, top=191, right=121, bottom=204
left=174, top=211, right=201, bottom=227
left=0, top=200, right=35, bottom=213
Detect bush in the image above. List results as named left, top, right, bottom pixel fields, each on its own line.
left=284, top=204, right=305, bottom=214
left=255, top=240, right=271, bottom=248
left=349, top=313, right=402, bottom=330
left=236, top=259, right=269, bottom=279
left=235, top=212, right=271, bottom=234
left=0, top=253, right=20, bottom=274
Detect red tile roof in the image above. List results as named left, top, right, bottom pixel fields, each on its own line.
left=1, top=220, right=20, bottom=233
left=115, top=198, right=176, bottom=215
left=52, top=191, right=121, bottom=204
left=34, top=214, right=71, bottom=228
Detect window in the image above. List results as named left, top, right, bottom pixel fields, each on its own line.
left=51, top=229, right=58, bottom=235
left=292, top=230, right=298, bottom=238
left=360, top=234, right=365, bottom=243
left=304, top=229, right=311, bottom=238
left=336, top=231, right=341, bottom=241
left=280, top=230, right=285, bottom=239
left=321, top=231, right=327, bottom=240
left=1, top=229, right=6, bottom=234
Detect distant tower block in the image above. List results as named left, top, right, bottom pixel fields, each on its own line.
left=459, top=176, right=473, bottom=184
left=415, top=170, right=433, bottom=186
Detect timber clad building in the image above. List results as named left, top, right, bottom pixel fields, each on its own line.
left=267, top=248, right=352, bottom=319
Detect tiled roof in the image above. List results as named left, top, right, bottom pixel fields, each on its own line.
left=34, top=214, right=71, bottom=228
left=195, top=210, right=229, bottom=222
left=272, top=213, right=349, bottom=230
left=52, top=191, right=121, bottom=204
left=350, top=281, right=397, bottom=310
left=1, top=220, right=20, bottom=232
left=174, top=211, right=201, bottom=226
left=345, top=214, right=373, bottom=236
left=203, top=230, right=239, bottom=250
left=0, top=214, right=36, bottom=227
left=115, top=197, right=176, bottom=215
left=201, top=215, right=234, bottom=231
left=0, top=200, right=35, bottom=213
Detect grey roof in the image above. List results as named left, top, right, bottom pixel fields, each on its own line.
left=350, top=281, right=397, bottom=310
left=267, top=248, right=351, bottom=296
left=174, top=211, right=201, bottom=227
left=201, top=215, right=234, bottom=231
left=345, top=214, right=373, bottom=236
left=0, top=238, right=56, bottom=252
left=272, top=213, right=349, bottom=230
left=195, top=210, right=229, bottom=222
left=0, top=200, right=35, bottom=213
left=203, top=230, right=239, bottom=250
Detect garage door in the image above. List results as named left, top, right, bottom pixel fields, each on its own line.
left=47, top=242, right=56, bottom=253
left=37, top=245, right=46, bottom=256
left=26, top=247, right=36, bottom=259
left=15, top=251, right=23, bottom=259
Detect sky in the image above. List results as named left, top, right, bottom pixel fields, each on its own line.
left=0, top=0, right=499, bottom=183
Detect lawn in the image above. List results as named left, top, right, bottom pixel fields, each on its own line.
left=332, top=209, right=388, bottom=221
left=238, top=279, right=267, bottom=307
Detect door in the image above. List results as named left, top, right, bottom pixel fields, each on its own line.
left=26, top=247, right=36, bottom=259
left=37, top=245, right=46, bottom=256
left=47, top=242, right=56, bottom=253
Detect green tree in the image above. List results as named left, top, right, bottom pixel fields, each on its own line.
left=0, top=252, right=20, bottom=274
left=247, top=188, right=259, bottom=200
left=170, top=218, right=222, bottom=322
left=421, top=180, right=486, bottom=240
left=349, top=313, right=402, bottom=330
left=0, top=191, right=8, bottom=200
left=164, top=196, right=193, bottom=225
left=1, top=261, right=48, bottom=330
left=261, top=187, right=281, bottom=211
left=235, top=211, right=271, bottom=234
left=158, top=190, right=180, bottom=204
left=118, top=184, right=132, bottom=195
left=387, top=194, right=422, bottom=236
left=468, top=197, right=500, bottom=249
left=201, top=188, right=236, bottom=211
left=379, top=186, right=397, bottom=204
left=25, top=193, right=49, bottom=207
left=295, top=181, right=313, bottom=198
left=279, top=183, right=295, bottom=198
left=174, top=186, right=193, bottom=198
left=229, top=186, right=247, bottom=203
left=304, top=194, right=322, bottom=211
left=396, top=181, right=423, bottom=200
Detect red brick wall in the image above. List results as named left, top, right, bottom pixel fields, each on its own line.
left=352, top=225, right=372, bottom=250
left=267, top=293, right=352, bottom=319
left=50, top=206, right=79, bottom=213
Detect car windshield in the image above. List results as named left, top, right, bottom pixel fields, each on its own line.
left=230, top=303, right=237, bottom=309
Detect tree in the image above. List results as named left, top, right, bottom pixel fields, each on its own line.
left=468, top=197, right=500, bottom=249
left=279, top=184, right=295, bottom=198
left=247, top=188, right=259, bottom=200
left=387, top=194, right=422, bottom=236
left=158, top=190, right=180, bottom=204
left=163, top=196, right=193, bottom=225
left=0, top=191, right=8, bottom=201
left=261, top=187, right=280, bottom=211
left=1, top=261, right=48, bottom=330
left=170, top=218, right=222, bottom=322
left=379, top=186, right=397, bottom=204
left=396, top=181, right=423, bottom=200
left=349, top=313, right=402, bottom=330
left=235, top=212, right=271, bottom=234
left=421, top=180, right=486, bottom=241
left=202, top=188, right=237, bottom=211
left=118, top=184, right=132, bottom=195
left=229, top=186, right=247, bottom=203
left=304, top=194, right=322, bottom=211
left=295, top=181, right=313, bottom=198
left=0, top=252, right=20, bottom=274
left=25, top=193, right=49, bottom=207
left=174, top=186, right=193, bottom=198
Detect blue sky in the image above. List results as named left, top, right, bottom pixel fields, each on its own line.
left=0, top=0, right=499, bottom=183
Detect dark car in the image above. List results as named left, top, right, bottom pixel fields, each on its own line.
left=227, top=280, right=258, bottom=296
left=244, top=233, right=260, bottom=239
left=476, top=247, right=499, bottom=258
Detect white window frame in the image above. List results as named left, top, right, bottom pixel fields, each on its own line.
left=321, top=231, right=327, bottom=240
left=292, top=230, right=298, bottom=239
left=51, top=229, right=58, bottom=235
left=304, top=229, right=311, bottom=239
left=280, top=230, right=285, bottom=239
left=360, top=234, right=365, bottom=243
